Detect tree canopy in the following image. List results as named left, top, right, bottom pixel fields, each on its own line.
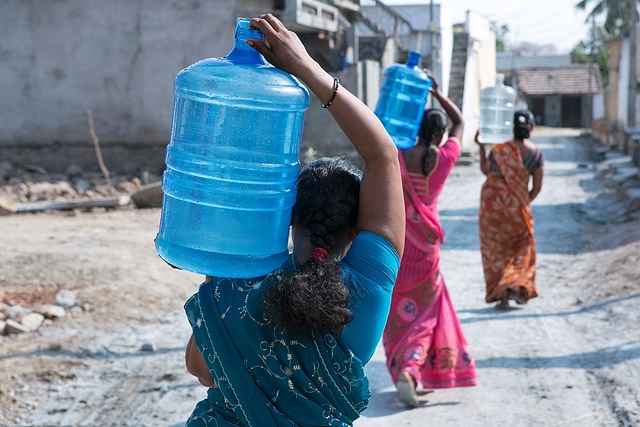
left=575, top=0, right=639, bottom=36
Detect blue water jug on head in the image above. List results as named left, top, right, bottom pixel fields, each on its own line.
left=374, top=51, right=433, bottom=149
left=155, top=17, right=310, bottom=278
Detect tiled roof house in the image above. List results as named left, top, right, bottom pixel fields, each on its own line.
left=516, top=65, right=603, bottom=128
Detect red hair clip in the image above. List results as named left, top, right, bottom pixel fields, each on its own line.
left=311, top=247, right=329, bottom=261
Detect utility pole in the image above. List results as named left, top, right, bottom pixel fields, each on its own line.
left=588, top=16, right=596, bottom=129
left=429, top=0, right=436, bottom=71
left=628, top=0, right=638, bottom=129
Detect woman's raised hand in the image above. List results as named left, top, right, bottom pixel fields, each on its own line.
left=424, top=69, right=439, bottom=94
left=248, top=14, right=315, bottom=80
left=474, top=130, right=483, bottom=146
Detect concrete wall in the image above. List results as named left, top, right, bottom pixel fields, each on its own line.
left=593, top=92, right=605, bottom=121
left=0, top=0, right=357, bottom=173
left=496, top=54, right=572, bottom=73
left=459, top=10, right=495, bottom=149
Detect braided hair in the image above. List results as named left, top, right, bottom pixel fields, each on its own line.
left=417, top=108, right=448, bottom=176
left=513, top=109, right=535, bottom=140
left=263, top=157, right=361, bottom=337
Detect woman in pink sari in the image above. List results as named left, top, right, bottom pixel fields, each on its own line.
left=383, top=72, right=477, bottom=408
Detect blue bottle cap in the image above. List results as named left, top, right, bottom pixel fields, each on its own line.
left=407, top=51, right=421, bottom=67
left=235, top=17, right=264, bottom=42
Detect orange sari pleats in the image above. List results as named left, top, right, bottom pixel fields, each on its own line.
left=478, top=142, right=538, bottom=304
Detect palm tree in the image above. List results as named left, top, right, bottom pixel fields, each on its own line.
left=576, top=0, right=639, bottom=36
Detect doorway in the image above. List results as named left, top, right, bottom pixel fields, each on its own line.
left=561, top=96, right=582, bottom=128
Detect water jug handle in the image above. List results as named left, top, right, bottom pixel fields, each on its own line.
left=225, top=18, right=268, bottom=65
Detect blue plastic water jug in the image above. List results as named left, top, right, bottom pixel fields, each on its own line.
left=155, top=18, right=310, bottom=278
left=374, top=52, right=433, bottom=149
left=479, top=74, right=516, bottom=144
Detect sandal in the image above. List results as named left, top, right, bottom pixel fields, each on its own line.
left=396, top=372, right=419, bottom=408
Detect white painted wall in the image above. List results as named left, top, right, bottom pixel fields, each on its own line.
left=618, top=38, right=631, bottom=129
left=593, top=92, right=605, bottom=121
left=459, top=10, right=495, bottom=148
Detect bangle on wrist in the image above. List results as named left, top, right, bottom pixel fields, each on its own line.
left=321, top=77, right=339, bottom=108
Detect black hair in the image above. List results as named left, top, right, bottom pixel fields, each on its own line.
left=513, top=109, right=535, bottom=140
left=417, top=108, right=448, bottom=175
left=263, top=157, right=361, bottom=337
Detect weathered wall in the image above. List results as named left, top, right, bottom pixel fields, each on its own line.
left=0, top=0, right=356, bottom=174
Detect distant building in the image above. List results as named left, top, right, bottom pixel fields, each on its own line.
left=496, top=54, right=572, bottom=87
left=517, top=65, right=603, bottom=128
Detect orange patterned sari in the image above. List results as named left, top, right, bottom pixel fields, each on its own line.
left=479, top=141, right=538, bottom=304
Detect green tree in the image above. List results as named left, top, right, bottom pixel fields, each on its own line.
left=575, top=0, right=639, bottom=36
left=491, top=22, right=510, bottom=53
left=571, top=35, right=609, bottom=87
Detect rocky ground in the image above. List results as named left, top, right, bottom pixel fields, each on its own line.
left=0, top=129, right=639, bottom=426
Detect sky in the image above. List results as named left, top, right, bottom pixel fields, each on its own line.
left=381, top=0, right=595, bottom=54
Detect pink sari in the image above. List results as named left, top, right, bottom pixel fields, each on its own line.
left=383, top=150, right=477, bottom=389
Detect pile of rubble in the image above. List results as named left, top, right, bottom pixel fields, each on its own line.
left=0, top=161, right=164, bottom=214
left=0, top=289, right=81, bottom=337
left=583, top=149, right=640, bottom=223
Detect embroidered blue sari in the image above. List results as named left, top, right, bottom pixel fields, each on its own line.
left=184, top=256, right=371, bottom=427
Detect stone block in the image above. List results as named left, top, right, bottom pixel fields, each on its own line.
left=131, top=182, right=163, bottom=208
left=34, top=304, right=67, bottom=320
left=21, top=312, right=44, bottom=331
left=623, top=187, right=640, bottom=212
left=5, top=319, right=30, bottom=334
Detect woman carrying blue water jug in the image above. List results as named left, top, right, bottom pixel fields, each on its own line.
left=183, top=14, right=405, bottom=427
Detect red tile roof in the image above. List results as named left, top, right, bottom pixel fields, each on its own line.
left=517, top=65, right=603, bottom=95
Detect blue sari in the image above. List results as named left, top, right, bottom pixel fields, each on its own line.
left=184, top=256, right=371, bottom=427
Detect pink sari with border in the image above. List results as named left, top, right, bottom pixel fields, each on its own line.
left=383, top=151, right=477, bottom=389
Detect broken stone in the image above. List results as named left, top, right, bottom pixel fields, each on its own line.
left=69, top=306, right=83, bottom=317
left=21, top=313, right=44, bottom=331
left=74, top=179, right=91, bottom=193
left=66, top=164, right=84, bottom=178
left=0, top=195, right=17, bottom=215
left=34, top=304, right=66, bottom=320
left=5, top=319, right=30, bottom=334
left=131, top=182, right=163, bottom=208
left=4, top=305, right=29, bottom=320
left=140, top=342, right=157, bottom=352
left=54, top=290, right=76, bottom=308
left=624, top=187, right=640, bottom=212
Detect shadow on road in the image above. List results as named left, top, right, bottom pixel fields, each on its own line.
left=475, top=340, right=640, bottom=370
left=360, top=359, right=463, bottom=418
left=457, top=292, right=640, bottom=325
left=0, top=345, right=186, bottom=362
left=440, top=203, right=596, bottom=254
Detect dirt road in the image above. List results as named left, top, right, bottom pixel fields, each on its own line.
left=1, top=129, right=639, bottom=426
left=357, top=129, right=640, bottom=426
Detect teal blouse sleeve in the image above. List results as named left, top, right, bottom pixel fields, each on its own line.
left=338, top=231, right=400, bottom=364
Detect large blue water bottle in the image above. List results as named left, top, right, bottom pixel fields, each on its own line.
left=155, top=18, right=310, bottom=278
left=374, top=52, right=433, bottom=149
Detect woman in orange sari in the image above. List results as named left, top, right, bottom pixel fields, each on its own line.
left=383, top=72, right=477, bottom=409
left=476, top=110, right=544, bottom=310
